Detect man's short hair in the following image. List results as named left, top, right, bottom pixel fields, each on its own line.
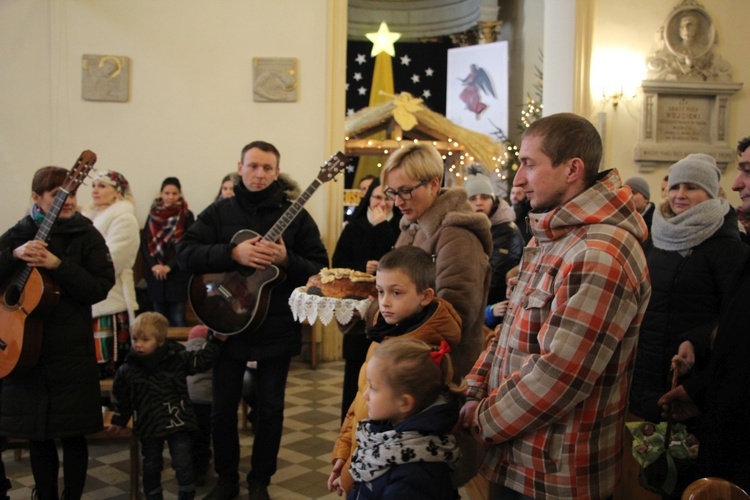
left=738, top=136, right=750, bottom=156
left=240, top=141, right=281, bottom=168
left=381, top=143, right=444, bottom=187
left=377, top=246, right=436, bottom=292
left=523, top=113, right=602, bottom=186
left=131, top=312, right=169, bottom=343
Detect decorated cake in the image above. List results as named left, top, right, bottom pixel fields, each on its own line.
left=305, top=267, right=377, bottom=299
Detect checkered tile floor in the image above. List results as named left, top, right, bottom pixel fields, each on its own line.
left=2, top=361, right=347, bottom=499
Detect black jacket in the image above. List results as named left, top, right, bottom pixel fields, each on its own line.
left=630, top=210, right=746, bottom=421
left=140, top=209, right=195, bottom=304
left=332, top=181, right=401, bottom=360
left=487, top=219, right=524, bottom=305
left=177, top=176, right=329, bottom=359
left=0, top=213, right=115, bottom=439
left=332, top=214, right=400, bottom=273
left=512, top=199, right=533, bottom=243
left=111, top=338, right=221, bottom=438
left=683, top=252, right=750, bottom=491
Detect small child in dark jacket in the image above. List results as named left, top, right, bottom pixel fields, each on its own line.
left=109, top=312, right=225, bottom=500
left=348, top=337, right=464, bottom=500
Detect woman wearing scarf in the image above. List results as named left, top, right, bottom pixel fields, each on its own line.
left=630, top=153, right=745, bottom=424
left=0, top=167, right=114, bottom=499
left=82, top=169, right=140, bottom=378
left=141, top=177, right=194, bottom=327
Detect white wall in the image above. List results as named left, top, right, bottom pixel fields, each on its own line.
left=0, top=0, right=334, bottom=238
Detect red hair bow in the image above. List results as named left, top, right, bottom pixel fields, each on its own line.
left=430, top=340, right=451, bottom=366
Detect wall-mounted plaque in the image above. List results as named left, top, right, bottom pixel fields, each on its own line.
left=253, top=58, right=298, bottom=103
left=82, top=54, right=130, bottom=102
left=634, top=1, right=742, bottom=171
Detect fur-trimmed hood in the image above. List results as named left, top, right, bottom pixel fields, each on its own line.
left=400, top=187, right=493, bottom=256
left=276, top=172, right=302, bottom=201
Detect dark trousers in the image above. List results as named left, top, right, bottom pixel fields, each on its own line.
left=191, top=401, right=212, bottom=471
left=141, top=431, right=195, bottom=496
left=152, top=300, right=187, bottom=327
left=29, top=436, right=88, bottom=500
left=212, top=352, right=291, bottom=485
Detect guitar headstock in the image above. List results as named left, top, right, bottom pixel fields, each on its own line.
left=317, top=152, right=349, bottom=183
left=63, top=150, right=97, bottom=193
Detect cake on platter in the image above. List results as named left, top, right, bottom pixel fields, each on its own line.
left=305, top=267, right=377, bottom=300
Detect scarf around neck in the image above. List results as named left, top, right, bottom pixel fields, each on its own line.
left=651, top=198, right=729, bottom=252
left=350, top=414, right=459, bottom=483
left=146, top=198, right=188, bottom=262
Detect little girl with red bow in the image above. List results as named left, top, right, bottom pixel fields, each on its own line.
left=347, top=338, right=465, bottom=500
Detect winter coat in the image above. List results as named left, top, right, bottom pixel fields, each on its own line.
left=486, top=201, right=524, bottom=305
left=512, top=198, right=533, bottom=243
left=0, top=213, right=115, bottom=439
left=466, top=169, right=651, bottom=499
left=140, top=209, right=195, bottom=304
left=682, top=251, right=750, bottom=492
left=332, top=213, right=401, bottom=274
left=347, top=396, right=460, bottom=500
left=82, top=199, right=140, bottom=324
left=111, top=338, right=222, bottom=438
left=395, top=187, right=492, bottom=381
left=177, top=175, right=329, bottom=360
left=630, top=208, right=745, bottom=422
left=333, top=297, right=462, bottom=495
left=332, top=191, right=401, bottom=360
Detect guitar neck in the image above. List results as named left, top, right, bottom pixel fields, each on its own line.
left=262, top=178, right=322, bottom=242
left=12, top=187, right=70, bottom=291
left=36, top=187, right=70, bottom=242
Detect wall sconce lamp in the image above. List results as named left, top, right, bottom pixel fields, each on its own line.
left=603, top=86, right=636, bottom=110
left=592, top=48, right=645, bottom=111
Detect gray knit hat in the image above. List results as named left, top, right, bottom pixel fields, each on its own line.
left=465, top=164, right=495, bottom=198
left=668, top=153, right=721, bottom=198
left=625, top=177, right=650, bottom=201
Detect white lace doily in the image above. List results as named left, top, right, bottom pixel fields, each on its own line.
left=288, top=287, right=372, bottom=326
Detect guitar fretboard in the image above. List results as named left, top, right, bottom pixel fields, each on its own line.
left=263, top=179, right=322, bottom=242
left=11, top=187, right=70, bottom=291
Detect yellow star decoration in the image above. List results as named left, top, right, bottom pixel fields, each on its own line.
left=366, top=22, right=401, bottom=57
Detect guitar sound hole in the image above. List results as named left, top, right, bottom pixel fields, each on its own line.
left=4, top=286, right=21, bottom=307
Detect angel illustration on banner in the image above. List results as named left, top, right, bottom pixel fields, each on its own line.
left=459, top=64, right=496, bottom=118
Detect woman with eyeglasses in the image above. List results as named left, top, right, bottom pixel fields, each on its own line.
left=381, top=142, right=492, bottom=488
left=331, top=179, right=401, bottom=422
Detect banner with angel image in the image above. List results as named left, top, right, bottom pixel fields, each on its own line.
left=446, top=41, right=509, bottom=137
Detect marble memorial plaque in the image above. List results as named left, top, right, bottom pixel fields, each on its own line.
left=656, top=96, right=711, bottom=143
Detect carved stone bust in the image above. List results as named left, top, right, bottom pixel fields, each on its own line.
left=646, top=1, right=731, bottom=82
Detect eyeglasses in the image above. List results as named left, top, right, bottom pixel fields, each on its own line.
left=383, top=180, right=429, bottom=201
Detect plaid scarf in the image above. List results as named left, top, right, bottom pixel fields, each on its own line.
left=146, top=198, right=188, bottom=263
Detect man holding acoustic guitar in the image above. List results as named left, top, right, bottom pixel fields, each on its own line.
left=178, top=141, right=330, bottom=500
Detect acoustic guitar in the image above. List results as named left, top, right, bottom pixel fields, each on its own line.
left=188, top=152, right=348, bottom=335
left=0, top=150, right=97, bottom=378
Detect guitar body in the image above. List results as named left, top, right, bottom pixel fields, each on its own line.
left=188, top=230, right=286, bottom=335
left=0, top=268, right=61, bottom=378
